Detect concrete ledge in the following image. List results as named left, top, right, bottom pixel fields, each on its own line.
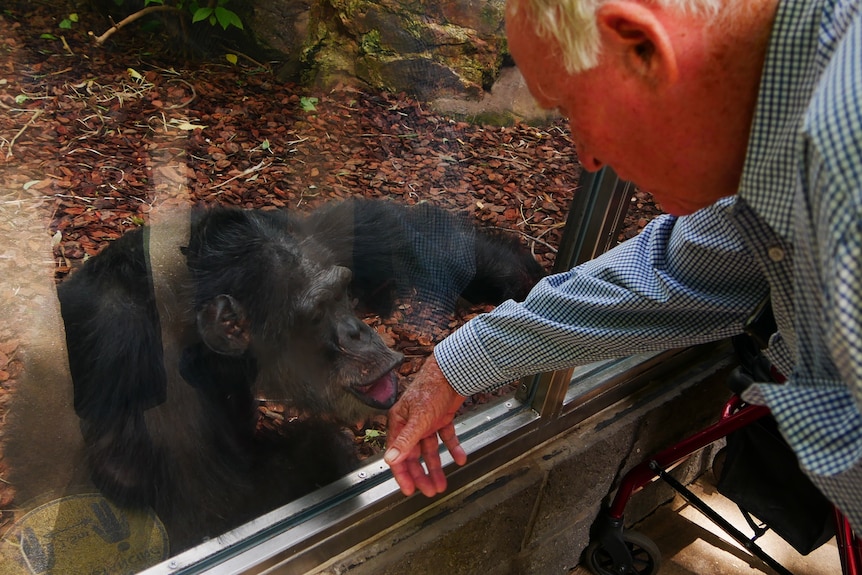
left=312, top=358, right=733, bottom=575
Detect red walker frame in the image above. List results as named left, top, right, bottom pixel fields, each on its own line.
left=584, top=394, right=862, bottom=575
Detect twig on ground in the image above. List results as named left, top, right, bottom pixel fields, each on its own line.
left=165, top=78, right=198, bottom=109
left=492, top=225, right=558, bottom=253
left=219, top=45, right=272, bottom=72
left=89, top=5, right=181, bottom=46
left=211, top=160, right=271, bottom=192
left=60, top=35, right=73, bottom=56
left=6, top=109, right=43, bottom=159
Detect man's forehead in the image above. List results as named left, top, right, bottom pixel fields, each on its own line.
left=506, top=13, right=568, bottom=109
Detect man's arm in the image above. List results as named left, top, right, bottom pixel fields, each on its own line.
left=437, top=197, right=769, bottom=396
left=386, top=197, right=769, bottom=496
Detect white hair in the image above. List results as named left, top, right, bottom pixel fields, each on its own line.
left=506, top=0, right=723, bottom=73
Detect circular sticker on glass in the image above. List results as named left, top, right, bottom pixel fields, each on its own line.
left=0, top=493, right=169, bottom=575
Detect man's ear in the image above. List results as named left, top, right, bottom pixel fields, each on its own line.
left=596, top=2, right=678, bottom=85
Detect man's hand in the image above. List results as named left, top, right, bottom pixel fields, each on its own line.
left=384, top=353, right=467, bottom=497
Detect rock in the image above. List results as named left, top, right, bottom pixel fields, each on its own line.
left=431, top=65, right=559, bottom=125
left=246, top=0, right=512, bottom=103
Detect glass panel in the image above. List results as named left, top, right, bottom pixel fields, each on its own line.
left=0, top=4, right=670, bottom=573
left=150, top=174, right=664, bottom=575
left=0, top=9, right=579, bottom=572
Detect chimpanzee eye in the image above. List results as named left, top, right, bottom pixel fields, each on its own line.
left=310, top=305, right=324, bottom=324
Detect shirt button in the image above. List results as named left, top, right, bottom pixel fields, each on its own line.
left=767, top=246, right=785, bottom=262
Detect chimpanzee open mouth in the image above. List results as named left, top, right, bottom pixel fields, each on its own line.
left=348, top=365, right=400, bottom=409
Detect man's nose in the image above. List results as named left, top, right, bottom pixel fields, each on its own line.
left=572, top=139, right=603, bottom=172
left=580, top=157, right=603, bottom=172
left=576, top=148, right=604, bottom=172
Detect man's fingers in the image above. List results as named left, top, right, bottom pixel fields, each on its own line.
left=406, top=458, right=438, bottom=497
left=385, top=409, right=438, bottom=465
left=451, top=444, right=468, bottom=466
left=438, top=423, right=467, bottom=466
left=383, top=447, right=402, bottom=466
left=429, top=466, right=449, bottom=494
left=389, top=463, right=416, bottom=496
left=419, top=435, right=442, bottom=472
left=384, top=415, right=419, bottom=465
left=383, top=359, right=468, bottom=497
left=387, top=433, right=456, bottom=497
left=384, top=429, right=420, bottom=465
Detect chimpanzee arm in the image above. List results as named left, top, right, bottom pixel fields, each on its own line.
left=57, top=228, right=168, bottom=418
left=302, top=198, right=545, bottom=317
left=56, top=228, right=169, bottom=505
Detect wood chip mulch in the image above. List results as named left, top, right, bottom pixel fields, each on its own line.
left=0, top=2, right=663, bottom=524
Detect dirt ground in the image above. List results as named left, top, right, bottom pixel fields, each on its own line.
left=0, top=1, right=663, bottom=536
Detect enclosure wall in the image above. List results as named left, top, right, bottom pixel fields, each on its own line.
left=299, top=347, right=734, bottom=575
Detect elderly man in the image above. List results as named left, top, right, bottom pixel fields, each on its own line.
left=384, top=0, right=862, bottom=532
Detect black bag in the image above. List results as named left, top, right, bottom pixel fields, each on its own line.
left=716, top=414, right=835, bottom=555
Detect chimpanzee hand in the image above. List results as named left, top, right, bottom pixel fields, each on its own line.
left=384, top=353, right=467, bottom=497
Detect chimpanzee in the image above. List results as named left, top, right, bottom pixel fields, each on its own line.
left=303, top=198, right=545, bottom=317
left=55, top=197, right=544, bottom=551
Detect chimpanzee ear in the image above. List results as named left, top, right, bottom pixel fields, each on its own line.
left=196, top=294, right=251, bottom=356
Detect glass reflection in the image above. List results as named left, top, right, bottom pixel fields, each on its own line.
left=0, top=5, right=577, bottom=570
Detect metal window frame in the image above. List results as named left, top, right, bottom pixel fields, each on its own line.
left=140, top=168, right=686, bottom=575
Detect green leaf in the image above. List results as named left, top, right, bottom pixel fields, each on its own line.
left=14, top=94, right=28, bottom=104
left=144, top=0, right=165, bottom=5
left=191, top=7, right=213, bottom=23
left=214, top=7, right=243, bottom=30
left=300, top=96, right=318, bottom=112
left=40, top=33, right=58, bottom=40
left=225, top=53, right=238, bottom=65
left=363, top=429, right=386, bottom=444
left=59, top=19, right=72, bottom=29
left=69, top=13, right=79, bottom=23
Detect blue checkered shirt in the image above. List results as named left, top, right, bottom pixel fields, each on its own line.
left=435, top=0, right=862, bottom=527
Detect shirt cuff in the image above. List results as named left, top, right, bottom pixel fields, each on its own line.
left=433, top=320, right=511, bottom=396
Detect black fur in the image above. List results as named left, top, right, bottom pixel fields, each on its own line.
left=303, top=198, right=544, bottom=317
left=56, top=198, right=544, bottom=551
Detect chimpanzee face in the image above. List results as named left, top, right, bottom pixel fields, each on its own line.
left=192, top=220, right=403, bottom=424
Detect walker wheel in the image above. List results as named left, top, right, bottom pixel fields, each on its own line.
left=583, top=530, right=661, bottom=575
